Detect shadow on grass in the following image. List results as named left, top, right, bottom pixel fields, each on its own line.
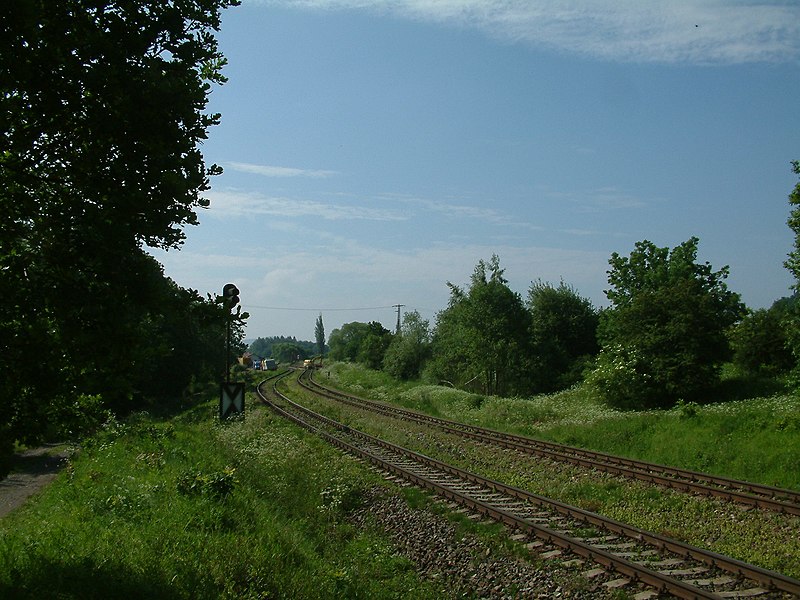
left=708, top=373, right=789, bottom=404
left=1, top=556, right=184, bottom=600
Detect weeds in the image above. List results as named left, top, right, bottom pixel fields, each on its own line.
left=0, top=389, right=443, bottom=599
left=328, top=362, right=800, bottom=490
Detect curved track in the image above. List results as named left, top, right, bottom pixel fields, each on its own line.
left=258, top=373, right=800, bottom=600
left=299, top=369, right=800, bottom=516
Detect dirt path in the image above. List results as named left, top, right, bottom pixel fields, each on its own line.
left=0, top=444, right=70, bottom=519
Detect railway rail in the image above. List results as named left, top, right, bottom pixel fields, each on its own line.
left=257, top=373, right=800, bottom=600
left=298, top=369, right=800, bottom=516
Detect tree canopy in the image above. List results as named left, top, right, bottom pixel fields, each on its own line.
left=427, top=256, right=532, bottom=396
left=783, top=161, right=800, bottom=286
left=328, top=321, right=393, bottom=369
left=730, top=299, right=794, bottom=376
left=383, top=311, right=431, bottom=380
left=315, top=314, right=326, bottom=356
left=527, top=280, right=599, bottom=392
left=0, top=0, right=239, bottom=458
left=591, top=238, right=744, bottom=408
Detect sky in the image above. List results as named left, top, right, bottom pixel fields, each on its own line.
left=149, top=0, right=800, bottom=342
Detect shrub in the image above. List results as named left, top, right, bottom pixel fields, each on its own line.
left=586, top=345, right=655, bottom=410
left=176, top=466, right=237, bottom=499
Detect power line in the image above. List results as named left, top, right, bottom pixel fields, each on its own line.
left=242, top=304, right=397, bottom=312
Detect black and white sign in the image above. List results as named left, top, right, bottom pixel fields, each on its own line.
left=219, top=382, right=245, bottom=419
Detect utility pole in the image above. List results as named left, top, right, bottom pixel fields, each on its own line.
left=393, top=303, right=405, bottom=334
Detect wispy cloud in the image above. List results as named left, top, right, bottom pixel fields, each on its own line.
left=546, top=186, right=648, bottom=212
left=377, top=193, right=515, bottom=224
left=207, top=188, right=407, bottom=221
left=226, top=161, right=339, bottom=178
left=254, top=0, right=800, bottom=64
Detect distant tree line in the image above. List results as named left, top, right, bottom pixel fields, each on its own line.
left=247, top=336, right=325, bottom=364
left=329, top=163, right=800, bottom=411
left=328, top=256, right=601, bottom=399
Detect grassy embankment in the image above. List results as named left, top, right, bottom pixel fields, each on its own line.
left=304, top=364, right=800, bottom=579
left=2, top=364, right=798, bottom=598
left=0, top=371, right=445, bottom=600
left=322, top=362, right=800, bottom=491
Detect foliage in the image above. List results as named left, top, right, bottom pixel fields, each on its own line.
left=730, top=298, right=795, bottom=376
left=0, top=398, right=442, bottom=599
left=176, top=465, right=237, bottom=499
left=248, top=335, right=318, bottom=359
left=593, top=238, right=745, bottom=409
left=382, top=311, right=432, bottom=380
left=527, top=279, right=599, bottom=392
left=315, top=313, right=326, bottom=356
left=783, top=160, right=800, bottom=285
left=328, top=321, right=393, bottom=369
left=426, top=256, right=532, bottom=396
left=272, top=342, right=309, bottom=364
left=782, top=162, right=800, bottom=384
left=0, top=0, right=239, bottom=448
left=326, top=360, right=800, bottom=492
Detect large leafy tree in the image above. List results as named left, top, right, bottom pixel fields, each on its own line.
left=591, top=238, right=744, bottom=409
left=383, top=310, right=431, bottom=380
left=527, top=280, right=599, bottom=392
left=730, top=299, right=794, bottom=376
left=783, top=161, right=800, bottom=282
left=328, top=321, right=393, bottom=369
left=428, top=256, right=532, bottom=396
left=782, top=161, right=800, bottom=380
left=0, top=0, right=239, bottom=449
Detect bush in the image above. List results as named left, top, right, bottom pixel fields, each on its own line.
left=586, top=345, right=656, bottom=410
left=176, top=466, right=237, bottom=499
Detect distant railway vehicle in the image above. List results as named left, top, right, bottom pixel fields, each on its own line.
left=263, top=358, right=277, bottom=371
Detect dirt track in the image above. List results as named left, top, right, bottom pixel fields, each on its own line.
left=0, top=444, right=69, bottom=518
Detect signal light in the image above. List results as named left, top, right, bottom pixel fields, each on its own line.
left=222, top=283, right=240, bottom=310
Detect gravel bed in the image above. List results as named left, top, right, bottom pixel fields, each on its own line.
left=349, top=485, right=632, bottom=599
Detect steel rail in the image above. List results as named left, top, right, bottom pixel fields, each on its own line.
left=300, top=369, right=800, bottom=515
left=259, top=375, right=800, bottom=599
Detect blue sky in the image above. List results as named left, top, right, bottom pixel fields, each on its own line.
left=150, top=0, right=800, bottom=341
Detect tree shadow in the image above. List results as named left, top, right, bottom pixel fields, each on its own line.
left=0, top=555, right=185, bottom=600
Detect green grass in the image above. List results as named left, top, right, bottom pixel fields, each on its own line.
left=0, top=386, right=444, bottom=599
left=326, top=362, right=800, bottom=491
left=316, top=364, right=800, bottom=578
left=4, top=365, right=799, bottom=596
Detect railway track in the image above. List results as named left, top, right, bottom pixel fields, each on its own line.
left=257, top=373, right=800, bottom=599
left=298, top=369, right=800, bottom=516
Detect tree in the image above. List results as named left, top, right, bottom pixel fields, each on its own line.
left=248, top=336, right=317, bottom=359
left=782, top=161, right=800, bottom=380
left=0, top=0, right=239, bottom=452
left=315, top=313, right=326, bottom=356
left=383, top=311, right=432, bottom=380
left=591, top=238, right=744, bottom=409
left=527, top=280, right=599, bottom=392
left=783, top=161, right=800, bottom=283
left=730, top=299, right=794, bottom=376
left=328, top=321, right=392, bottom=368
left=427, top=256, right=532, bottom=396
left=272, top=343, right=308, bottom=364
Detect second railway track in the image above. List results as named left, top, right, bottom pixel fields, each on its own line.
left=257, top=373, right=800, bottom=599
left=298, top=368, right=800, bottom=516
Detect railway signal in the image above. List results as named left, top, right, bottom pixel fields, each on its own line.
left=222, top=283, right=240, bottom=310
left=220, top=283, right=244, bottom=419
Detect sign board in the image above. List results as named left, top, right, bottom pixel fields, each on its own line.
left=219, top=382, right=245, bottom=419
